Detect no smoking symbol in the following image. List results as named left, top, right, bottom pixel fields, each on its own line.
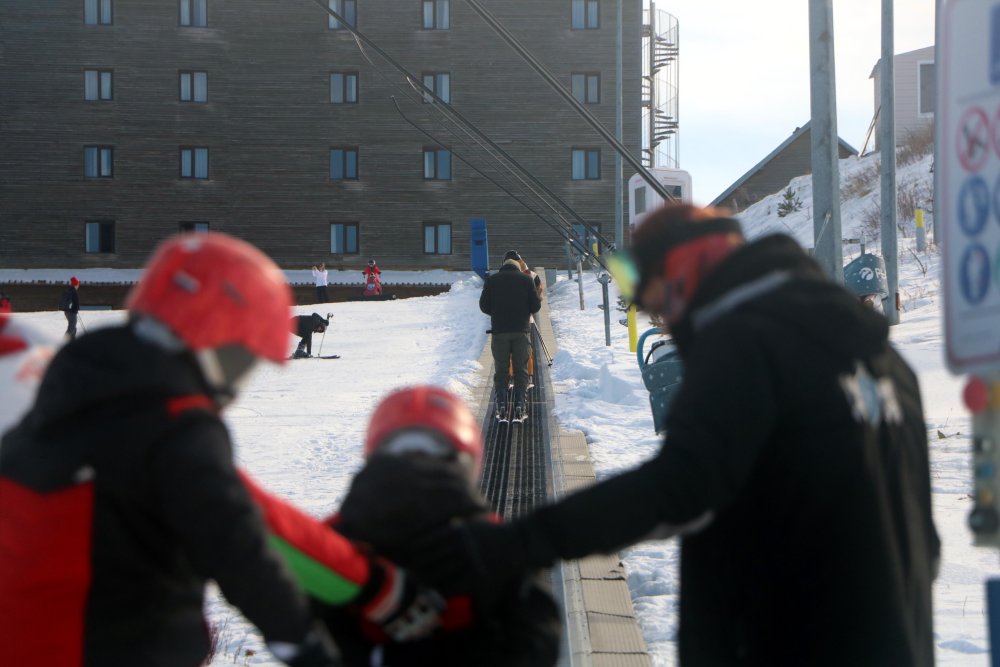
left=959, top=107, right=990, bottom=172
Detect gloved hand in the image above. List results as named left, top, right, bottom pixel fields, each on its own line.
left=268, top=623, right=343, bottom=667
left=358, top=559, right=445, bottom=642
left=409, top=519, right=554, bottom=610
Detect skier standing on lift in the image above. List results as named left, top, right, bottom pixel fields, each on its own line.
left=315, top=385, right=561, bottom=667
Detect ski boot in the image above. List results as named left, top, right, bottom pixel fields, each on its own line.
left=512, top=390, right=527, bottom=423
left=293, top=345, right=311, bottom=359
left=495, top=398, right=509, bottom=422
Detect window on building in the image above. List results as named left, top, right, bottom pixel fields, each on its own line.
left=330, top=148, right=359, bottom=180
left=918, top=61, right=935, bottom=116
left=571, top=148, right=600, bottom=180
left=330, top=222, right=360, bottom=254
left=572, top=223, right=600, bottom=256
left=85, top=220, right=116, bottom=253
left=571, top=72, right=600, bottom=104
left=84, top=146, right=113, bottom=178
left=328, top=0, right=357, bottom=29
left=330, top=72, right=359, bottom=104
left=84, top=0, right=112, bottom=25
left=180, top=147, right=209, bottom=179
left=421, top=72, right=450, bottom=103
left=179, top=71, right=208, bottom=102
left=422, top=0, right=449, bottom=29
left=423, top=148, right=451, bottom=180
left=84, top=69, right=113, bottom=101
left=423, top=222, right=452, bottom=254
left=179, top=221, right=210, bottom=232
left=571, top=0, right=599, bottom=29
left=634, top=186, right=646, bottom=214
left=180, top=0, right=207, bottom=26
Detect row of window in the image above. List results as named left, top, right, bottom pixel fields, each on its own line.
left=84, top=0, right=602, bottom=30
left=78, top=220, right=455, bottom=255
left=81, top=146, right=603, bottom=181
left=83, top=70, right=604, bottom=105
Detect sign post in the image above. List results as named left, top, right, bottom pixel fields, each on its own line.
left=940, top=2, right=1000, bottom=662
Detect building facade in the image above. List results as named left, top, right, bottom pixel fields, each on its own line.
left=870, top=45, right=935, bottom=151
left=0, top=0, right=641, bottom=270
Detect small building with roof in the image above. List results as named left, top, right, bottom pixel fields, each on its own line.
left=710, top=122, right=857, bottom=212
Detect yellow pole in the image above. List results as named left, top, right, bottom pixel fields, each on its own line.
left=628, top=304, right=637, bottom=352
left=915, top=208, right=924, bottom=230
left=592, top=241, right=599, bottom=257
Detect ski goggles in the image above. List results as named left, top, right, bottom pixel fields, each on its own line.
left=607, top=251, right=644, bottom=306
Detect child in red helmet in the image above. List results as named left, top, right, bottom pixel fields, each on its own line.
left=315, top=385, right=560, bottom=667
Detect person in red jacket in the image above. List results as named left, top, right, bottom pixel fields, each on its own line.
left=315, top=385, right=560, bottom=667
left=0, top=233, right=440, bottom=667
left=362, top=259, right=382, bottom=297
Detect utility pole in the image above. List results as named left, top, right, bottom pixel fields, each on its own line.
left=808, top=0, right=844, bottom=283
left=880, top=0, right=900, bottom=324
left=615, top=0, right=624, bottom=251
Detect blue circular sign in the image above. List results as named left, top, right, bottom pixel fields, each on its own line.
left=960, top=175, right=990, bottom=236
left=961, top=243, right=991, bottom=304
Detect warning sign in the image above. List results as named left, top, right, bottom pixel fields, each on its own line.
left=941, top=0, right=1000, bottom=372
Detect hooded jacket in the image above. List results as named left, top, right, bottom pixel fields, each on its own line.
left=521, top=234, right=939, bottom=666
left=0, top=325, right=325, bottom=666
left=321, top=454, right=560, bottom=667
left=479, top=261, right=541, bottom=334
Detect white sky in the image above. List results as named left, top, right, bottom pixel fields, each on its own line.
left=666, top=0, right=936, bottom=204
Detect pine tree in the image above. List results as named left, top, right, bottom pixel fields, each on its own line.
left=777, top=188, right=803, bottom=218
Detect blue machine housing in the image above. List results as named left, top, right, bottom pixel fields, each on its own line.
left=470, top=218, right=489, bottom=280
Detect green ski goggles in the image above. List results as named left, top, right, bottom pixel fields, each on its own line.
left=607, top=251, right=642, bottom=305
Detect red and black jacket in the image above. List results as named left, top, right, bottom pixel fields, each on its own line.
left=0, top=325, right=367, bottom=666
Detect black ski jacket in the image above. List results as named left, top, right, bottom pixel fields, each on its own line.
left=0, top=325, right=316, bottom=666
left=521, top=234, right=940, bottom=666
left=60, top=286, right=79, bottom=313
left=321, top=454, right=560, bottom=667
left=479, top=261, right=541, bottom=334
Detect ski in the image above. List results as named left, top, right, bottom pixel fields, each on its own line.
left=289, top=355, right=341, bottom=360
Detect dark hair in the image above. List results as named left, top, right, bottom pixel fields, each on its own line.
left=503, top=250, right=521, bottom=262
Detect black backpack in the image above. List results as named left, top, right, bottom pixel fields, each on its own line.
left=59, top=288, right=73, bottom=311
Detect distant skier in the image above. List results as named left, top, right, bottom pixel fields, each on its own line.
left=479, top=250, right=540, bottom=421
left=290, top=312, right=329, bottom=358
left=315, top=385, right=561, bottom=667
left=363, top=259, right=382, bottom=297
left=0, top=291, right=12, bottom=313
left=60, top=276, right=80, bottom=340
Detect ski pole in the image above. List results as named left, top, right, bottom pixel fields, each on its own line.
left=77, top=312, right=88, bottom=334
left=317, top=313, right=333, bottom=357
left=533, top=323, right=553, bottom=366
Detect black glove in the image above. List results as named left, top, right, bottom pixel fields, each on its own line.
left=409, top=519, right=555, bottom=610
left=358, top=559, right=445, bottom=642
left=268, top=623, right=343, bottom=667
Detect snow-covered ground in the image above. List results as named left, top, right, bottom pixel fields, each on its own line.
left=2, top=147, right=990, bottom=665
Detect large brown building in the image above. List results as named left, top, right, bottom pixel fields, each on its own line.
left=0, top=0, right=641, bottom=270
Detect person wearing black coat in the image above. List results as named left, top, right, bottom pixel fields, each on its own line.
left=479, top=250, right=541, bottom=419
left=291, top=312, right=329, bottom=358
left=417, top=205, right=940, bottom=666
left=61, top=276, right=80, bottom=339
left=315, top=386, right=560, bottom=667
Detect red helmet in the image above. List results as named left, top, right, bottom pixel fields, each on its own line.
left=365, top=386, right=483, bottom=476
left=126, top=232, right=292, bottom=363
